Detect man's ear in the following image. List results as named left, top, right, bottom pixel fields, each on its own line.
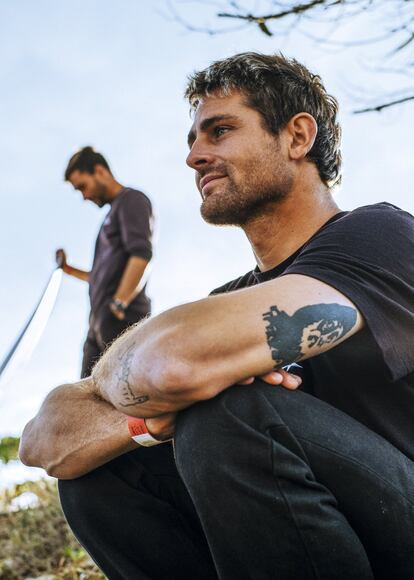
left=285, top=113, right=318, bottom=161
left=93, top=163, right=107, bottom=178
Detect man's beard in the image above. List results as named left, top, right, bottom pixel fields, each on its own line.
left=200, top=162, right=294, bottom=227
left=93, top=182, right=111, bottom=207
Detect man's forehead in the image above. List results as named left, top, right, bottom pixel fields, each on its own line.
left=69, top=170, right=89, bottom=187
left=187, top=91, right=249, bottom=144
left=191, top=91, right=246, bottom=122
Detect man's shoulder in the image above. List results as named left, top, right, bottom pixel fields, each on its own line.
left=210, top=269, right=257, bottom=296
left=335, top=202, right=412, bottom=227
left=118, top=188, right=152, bottom=210
left=311, top=202, right=414, bottom=245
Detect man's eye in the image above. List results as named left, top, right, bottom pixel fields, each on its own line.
left=214, top=126, right=229, bottom=138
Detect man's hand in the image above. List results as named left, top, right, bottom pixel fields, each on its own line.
left=19, top=378, right=135, bottom=479
left=55, top=248, right=67, bottom=269
left=109, top=299, right=127, bottom=320
left=111, top=256, right=149, bottom=316
left=146, top=371, right=302, bottom=441
left=145, top=413, right=177, bottom=441
left=239, top=368, right=302, bottom=390
left=145, top=370, right=301, bottom=441
left=55, top=249, right=90, bottom=282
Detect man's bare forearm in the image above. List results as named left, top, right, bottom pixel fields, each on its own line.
left=64, top=265, right=90, bottom=282
left=113, top=255, right=149, bottom=305
left=19, top=378, right=136, bottom=479
left=92, top=274, right=363, bottom=420
left=20, top=274, right=362, bottom=476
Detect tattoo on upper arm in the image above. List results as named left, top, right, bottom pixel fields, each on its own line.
left=117, top=344, right=149, bottom=407
left=262, top=303, right=357, bottom=367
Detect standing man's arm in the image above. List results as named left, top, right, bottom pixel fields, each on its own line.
left=56, top=248, right=90, bottom=282
left=109, top=191, right=153, bottom=320
left=109, top=256, right=150, bottom=320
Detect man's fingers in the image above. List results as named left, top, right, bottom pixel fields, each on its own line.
left=261, top=370, right=302, bottom=390
left=238, top=377, right=255, bottom=385
left=146, top=413, right=176, bottom=440
left=238, top=370, right=301, bottom=389
left=55, top=249, right=65, bottom=267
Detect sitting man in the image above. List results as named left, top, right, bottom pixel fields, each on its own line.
left=21, top=53, right=414, bottom=580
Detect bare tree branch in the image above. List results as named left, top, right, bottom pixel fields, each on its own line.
left=354, top=94, right=414, bottom=113
left=168, top=0, right=414, bottom=112
left=217, top=0, right=341, bottom=25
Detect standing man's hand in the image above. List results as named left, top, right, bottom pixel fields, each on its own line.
left=56, top=248, right=67, bottom=270
left=109, top=256, right=150, bottom=320
left=55, top=250, right=90, bottom=282
left=109, top=299, right=127, bottom=320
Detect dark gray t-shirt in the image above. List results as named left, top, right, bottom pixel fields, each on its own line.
left=89, top=188, right=153, bottom=315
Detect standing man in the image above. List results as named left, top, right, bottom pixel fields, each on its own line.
left=58, top=146, right=153, bottom=377
left=22, top=54, right=414, bottom=579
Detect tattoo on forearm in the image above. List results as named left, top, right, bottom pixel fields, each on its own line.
left=263, top=303, right=357, bottom=367
left=117, top=344, right=149, bottom=407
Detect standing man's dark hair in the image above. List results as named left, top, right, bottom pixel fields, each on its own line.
left=186, top=52, right=342, bottom=187
left=57, top=145, right=154, bottom=377
left=64, top=146, right=111, bottom=180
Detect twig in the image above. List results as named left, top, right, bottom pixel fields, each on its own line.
left=354, top=94, right=414, bottom=113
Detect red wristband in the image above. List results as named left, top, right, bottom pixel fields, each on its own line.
left=127, top=417, right=161, bottom=447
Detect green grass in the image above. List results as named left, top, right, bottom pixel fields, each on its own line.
left=0, top=437, right=20, bottom=464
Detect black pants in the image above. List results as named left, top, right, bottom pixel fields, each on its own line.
left=81, top=306, right=149, bottom=378
left=59, top=384, right=414, bottom=579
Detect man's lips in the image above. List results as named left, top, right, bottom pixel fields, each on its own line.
left=199, top=174, right=226, bottom=196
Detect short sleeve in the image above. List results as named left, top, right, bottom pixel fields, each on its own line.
left=284, top=204, right=414, bottom=381
left=118, top=190, right=153, bottom=261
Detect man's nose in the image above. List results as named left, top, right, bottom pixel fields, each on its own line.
left=186, top=142, right=215, bottom=170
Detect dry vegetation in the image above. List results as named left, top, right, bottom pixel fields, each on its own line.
left=0, top=438, right=105, bottom=580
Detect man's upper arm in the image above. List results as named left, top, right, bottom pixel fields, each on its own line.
left=173, top=273, right=364, bottom=398
left=282, top=206, right=414, bottom=381
left=119, top=191, right=153, bottom=261
left=258, top=274, right=364, bottom=368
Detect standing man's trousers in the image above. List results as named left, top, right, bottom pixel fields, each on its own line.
left=81, top=306, right=149, bottom=378
left=59, top=383, right=414, bottom=579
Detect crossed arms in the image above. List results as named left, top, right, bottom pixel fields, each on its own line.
left=20, top=273, right=363, bottom=479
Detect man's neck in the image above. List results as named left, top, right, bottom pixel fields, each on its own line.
left=106, top=180, right=124, bottom=202
left=243, top=185, right=341, bottom=272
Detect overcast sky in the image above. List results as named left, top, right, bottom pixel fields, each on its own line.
left=0, top=0, right=411, bottom=437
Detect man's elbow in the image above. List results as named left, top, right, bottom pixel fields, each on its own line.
left=19, top=443, right=77, bottom=479
left=44, top=463, right=83, bottom=480
left=19, top=420, right=39, bottom=467
left=19, top=421, right=62, bottom=478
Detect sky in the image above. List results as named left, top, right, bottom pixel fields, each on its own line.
left=0, top=0, right=412, bottom=438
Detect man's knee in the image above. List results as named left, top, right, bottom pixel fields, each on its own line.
left=176, top=385, right=251, bottom=446
left=174, top=383, right=294, bottom=482
left=58, top=469, right=104, bottom=529
left=176, top=382, right=295, bottom=442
